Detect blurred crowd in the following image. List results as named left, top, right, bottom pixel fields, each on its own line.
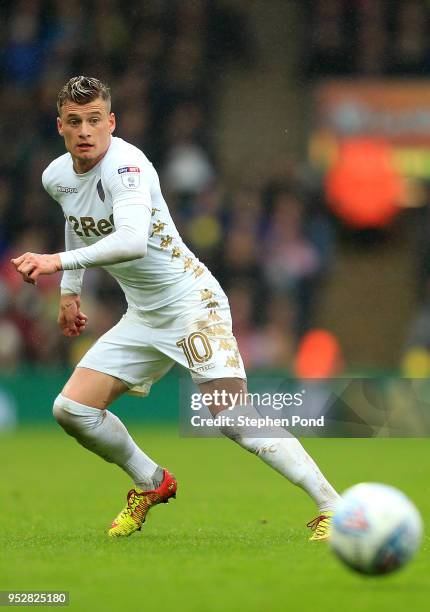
left=304, top=0, right=430, bottom=77
left=1, top=1, right=430, bottom=380
left=402, top=191, right=430, bottom=377
left=0, top=0, right=338, bottom=373
left=302, top=0, right=430, bottom=376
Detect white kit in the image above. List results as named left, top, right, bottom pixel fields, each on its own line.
left=42, top=137, right=246, bottom=391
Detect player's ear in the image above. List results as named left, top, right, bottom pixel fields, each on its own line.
left=109, top=113, right=116, bottom=135
left=57, top=117, right=64, bottom=137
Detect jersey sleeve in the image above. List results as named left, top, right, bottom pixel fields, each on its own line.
left=58, top=202, right=152, bottom=270
left=42, top=167, right=54, bottom=199
left=60, top=221, right=86, bottom=294
left=103, top=158, right=152, bottom=211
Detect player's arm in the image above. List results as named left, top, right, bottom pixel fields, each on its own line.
left=54, top=162, right=152, bottom=270
left=61, top=220, right=86, bottom=294
left=58, top=222, right=88, bottom=337
left=11, top=162, right=152, bottom=278
left=11, top=202, right=151, bottom=281
left=58, top=200, right=151, bottom=270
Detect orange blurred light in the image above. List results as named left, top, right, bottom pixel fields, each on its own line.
left=325, top=138, right=405, bottom=228
left=294, top=329, right=344, bottom=379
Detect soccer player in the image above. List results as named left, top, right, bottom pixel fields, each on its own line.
left=11, top=76, right=339, bottom=540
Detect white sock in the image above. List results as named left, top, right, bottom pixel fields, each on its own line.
left=53, top=393, right=162, bottom=491
left=218, top=405, right=340, bottom=512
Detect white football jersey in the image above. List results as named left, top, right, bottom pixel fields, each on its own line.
left=42, top=137, right=212, bottom=311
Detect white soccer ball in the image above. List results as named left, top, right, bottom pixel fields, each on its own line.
left=330, top=483, right=423, bottom=575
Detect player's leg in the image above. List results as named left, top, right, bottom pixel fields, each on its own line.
left=53, top=367, right=164, bottom=491
left=199, top=376, right=339, bottom=540
left=199, top=377, right=340, bottom=509
left=52, top=312, right=178, bottom=536
left=164, top=281, right=340, bottom=514
left=155, top=280, right=338, bottom=539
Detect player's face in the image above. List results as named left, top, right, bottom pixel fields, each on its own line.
left=57, top=97, right=116, bottom=173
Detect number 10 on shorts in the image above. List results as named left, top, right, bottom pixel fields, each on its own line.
left=176, top=332, right=213, bottom=368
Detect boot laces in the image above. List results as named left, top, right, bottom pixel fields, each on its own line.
left=307, top=515, right=329, bottom=535
left=123, top=489, right=146, bottom=520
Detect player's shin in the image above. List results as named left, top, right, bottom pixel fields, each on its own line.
left=217, top=404, right=340, bottom=512
left=53, top=394, right=163, bottom=490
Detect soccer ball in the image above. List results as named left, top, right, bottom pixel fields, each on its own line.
left=330, top=483, right=423, bottom=575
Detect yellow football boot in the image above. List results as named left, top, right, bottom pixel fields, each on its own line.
left=108, top=469, right=177, bottom=537
left=307, top=511, right=334, bottom=541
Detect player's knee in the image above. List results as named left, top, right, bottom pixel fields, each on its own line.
left=218, top=404, right=258, bottom=450
left=53, top=395, right=70, bottom=428
left=220, top=424, right=261, bottom=456
left=218, top=404, right=274, bottom=454
left=219, top=420, right=241, bottom=442
left=52, top=393, right=102, bottom=434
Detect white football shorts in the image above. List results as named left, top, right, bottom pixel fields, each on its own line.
left=77, top=278, right=246, bottom=396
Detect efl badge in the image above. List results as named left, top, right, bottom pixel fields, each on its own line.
left=118, top=166, right=141, bottom=189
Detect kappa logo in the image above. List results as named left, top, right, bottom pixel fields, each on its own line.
left=57, top=185, right=78, bottom=194
left=117, top=166, right=141, bottom=189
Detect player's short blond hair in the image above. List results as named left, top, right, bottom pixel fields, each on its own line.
left=57, top=76, right=111, bottom=114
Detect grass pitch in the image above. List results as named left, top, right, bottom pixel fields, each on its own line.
left=0, top=426, right=429, bottom=611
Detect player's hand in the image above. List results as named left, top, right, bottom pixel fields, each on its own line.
left=11, top=252, right=62, bottom=285
left=58, top=294, right=88, bottom=337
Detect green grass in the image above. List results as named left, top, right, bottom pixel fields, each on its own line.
left=0, top=426, right=429, bottom=611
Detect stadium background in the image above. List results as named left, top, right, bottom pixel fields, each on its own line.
left=0, top=3, right=429, bottom=612
left=1, top=1, right=430, bottom=425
